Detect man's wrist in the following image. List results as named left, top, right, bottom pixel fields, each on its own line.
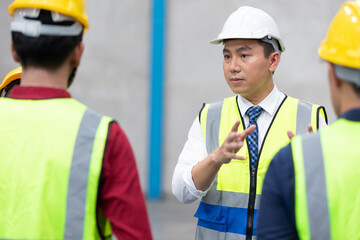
left=210, top=149, right=224, bottom=168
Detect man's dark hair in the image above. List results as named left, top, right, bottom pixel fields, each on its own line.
left=257, top=40, right=275, bottom=59
left=12, top=10, right=83, bottom=70
left=222, top=39, right=277, bottom=59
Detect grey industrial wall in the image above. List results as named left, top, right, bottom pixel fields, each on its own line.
left=0, top=0, right=344, bottom=198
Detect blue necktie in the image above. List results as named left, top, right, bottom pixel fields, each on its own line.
left=246, top=106, right=263, bottom=169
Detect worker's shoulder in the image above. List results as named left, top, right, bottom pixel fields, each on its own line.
left=198, top=95, right=236, bottom=117
left=205, top=95, right=236, bottom=105
left=201, top=95, right=237, bottom=109
left=71, top=100, right=115, bottom=126
left=285, top=95, right=324, bottom=108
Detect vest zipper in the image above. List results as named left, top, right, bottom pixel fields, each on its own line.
left=245, top=166, right=257, bottom=240
left=235, top=95, right=288, bottom=240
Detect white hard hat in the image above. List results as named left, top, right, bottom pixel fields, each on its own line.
left=211, top=6, right=285, bottom=53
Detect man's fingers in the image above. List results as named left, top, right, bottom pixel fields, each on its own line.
left=287, top=124, right=313, bottom=140
left=223, top=151, right=246, bottom=162
left=239, top=124, right=256, bottom=140
left=231, top=120, right=241, bottom=133
left=226, top=131, right=241, bottom=143
left=233, top=155, right=247, bottom=161
left=225, top=141, right=243, bottom=153
left=307, top=124, right=313, bottom=134
left=246, top=124, right=256, bottom=134
left=287, top=130, right=295, bottom=140
left=221, top=123, right=255, bottom=163
left=230, top=121, right=255, bottom=143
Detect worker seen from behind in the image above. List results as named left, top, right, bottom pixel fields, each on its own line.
left=0, top=66, right=21, bottom=97
left=257, top=1, right=360, bottom=239
left=0, top=0, right=152, bottom=239
left=172, top=6, right=328, bottom=240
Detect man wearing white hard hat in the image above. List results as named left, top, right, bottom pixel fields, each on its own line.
left=257, top=1, right=360, bottom=239
left=172, top=6, right=327, bottom=240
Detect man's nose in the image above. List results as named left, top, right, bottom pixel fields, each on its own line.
left=230, top=57, right=241, bottom=72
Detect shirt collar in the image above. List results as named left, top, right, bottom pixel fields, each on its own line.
left=237, top=85, right=281, bottom=117
left=7, top=85, right=71, bottom=99
left=339, top=108, right=360, bottom=122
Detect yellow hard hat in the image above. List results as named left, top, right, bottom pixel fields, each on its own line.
left=318, top=1, right=360, bottom=69
left=0, top=67, right=22, bottom=92
left=8, top=0, right=89, bottom=33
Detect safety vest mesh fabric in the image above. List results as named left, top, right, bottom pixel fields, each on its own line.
left=194, top=95, right=324, bottom=240
left=292, top=118, right=360, bottom=240
left=0, top=97, right=112, bottom=240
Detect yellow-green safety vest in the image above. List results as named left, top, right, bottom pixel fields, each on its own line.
left=292, top=117, right=360, bottom=240
left=194, top=95, right=327, bottom=240
left=0, top=97, right=112, bottom=240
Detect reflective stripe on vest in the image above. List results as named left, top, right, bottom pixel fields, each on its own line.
left=195, top=95, right=323, bottom=240
left=65, top=108, right=102, bottom=239
left=299, top=134, right=331, bottom=240
left=205, top=101, right=223, bottom=153
left=297, top=100, right=312, bottom=134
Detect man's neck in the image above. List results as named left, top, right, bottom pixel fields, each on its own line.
left=241, top=82, right=275, bottom=105
left=20, top=66, right=69, bottom=90
left=339, top=84, right=360, bottom=115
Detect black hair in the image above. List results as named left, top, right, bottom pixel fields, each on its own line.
left=12, top=10, right=83, bottom=70
left=257, top=40, right=275, bottom=59
left=223, top=39, right=276, bottom=59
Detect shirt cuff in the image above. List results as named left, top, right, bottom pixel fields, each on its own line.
left=183, top=164, right=211, bottom=198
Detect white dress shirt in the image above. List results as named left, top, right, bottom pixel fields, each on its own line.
left=172, top=85, right=326, bottom=204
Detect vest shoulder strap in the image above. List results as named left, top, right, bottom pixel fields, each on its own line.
left=286, top=96, right=327, bottom=133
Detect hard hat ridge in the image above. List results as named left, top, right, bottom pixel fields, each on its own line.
left=210, top=6, right=285, bottom=53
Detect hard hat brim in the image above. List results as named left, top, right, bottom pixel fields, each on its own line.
left=210, top=36, right=286, bottom=53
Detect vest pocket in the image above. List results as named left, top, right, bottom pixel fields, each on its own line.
left=217, top=160, right=250, bottom=193
left=194, top=201, right=228, bottom=232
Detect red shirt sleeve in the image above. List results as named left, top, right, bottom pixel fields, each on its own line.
left=100, top=121, right=153, bottom=240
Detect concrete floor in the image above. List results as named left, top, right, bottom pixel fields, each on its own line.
left=147, top=196, right=199, bottom=240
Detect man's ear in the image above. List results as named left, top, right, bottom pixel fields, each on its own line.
left=11, top=42, right=20, bottom=63
left=269, top=52, right=280, bottom=73
left=328, top=62, right=342, bottom=87
left=71, top=42, right=84, bottom=67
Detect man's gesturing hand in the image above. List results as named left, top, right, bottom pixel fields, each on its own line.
left=213, top=120, right=256, bottom=166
